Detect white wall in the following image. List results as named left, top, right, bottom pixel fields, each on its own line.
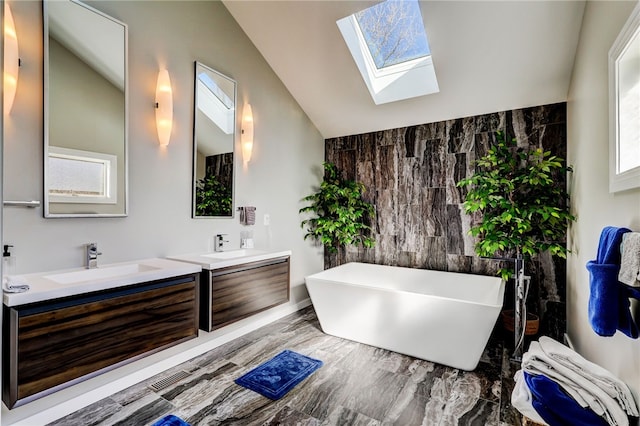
left=3, top=1, right=324, bottom=303
left=567, top=0, right=640, bottom=404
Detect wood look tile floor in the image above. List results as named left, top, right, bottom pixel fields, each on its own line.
left=47, top=307, right=524, bottom=426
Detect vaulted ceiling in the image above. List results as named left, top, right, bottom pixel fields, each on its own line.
left=223, top=1, right=586, bottom=139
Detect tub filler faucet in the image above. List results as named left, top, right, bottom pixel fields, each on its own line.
left=86, top=242, right=102, bottom=269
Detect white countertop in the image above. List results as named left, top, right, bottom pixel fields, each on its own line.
left=167, top=248, right=292, bottom=270
left=3, top=258, right=202, bottom=307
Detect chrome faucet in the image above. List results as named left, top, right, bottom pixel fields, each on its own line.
left=86, top=242, right=102, bottom=269
left=215, top=234, right=229, bottom=252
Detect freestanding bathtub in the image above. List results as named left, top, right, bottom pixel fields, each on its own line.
left=305, top=262, right=505, bottom=370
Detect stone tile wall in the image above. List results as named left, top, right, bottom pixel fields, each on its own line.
left=324, top=102, right=568, bottom=340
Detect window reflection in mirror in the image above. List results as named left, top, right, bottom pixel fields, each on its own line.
left=48, top=146, right=117, bottom=204
left=44, top=0, right=128, bottom=216
left=192, top=62, right=236, bottom=218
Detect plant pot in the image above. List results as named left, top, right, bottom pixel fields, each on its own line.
left=501, top=309, right=539, bottom=335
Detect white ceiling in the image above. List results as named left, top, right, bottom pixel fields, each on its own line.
left=223, top=0, right=586, bottom=139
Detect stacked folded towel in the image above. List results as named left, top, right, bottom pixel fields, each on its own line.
left=512, top=336, right=639, bottom=426
left=512, top=370, right=548, bottom=424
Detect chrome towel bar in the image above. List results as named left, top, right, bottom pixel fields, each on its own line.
left=3, top=200, right=41, bottom=208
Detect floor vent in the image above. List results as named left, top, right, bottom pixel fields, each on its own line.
left=149, top=370, right=191, bottom=392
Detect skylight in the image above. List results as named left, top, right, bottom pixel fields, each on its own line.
left=337, top=0, right=439, bottom=105
left=198, top=72, right=233, bottom=110
left=355, top=0, right=431, bottom=70
left=197, top=72, right=234, bottom=135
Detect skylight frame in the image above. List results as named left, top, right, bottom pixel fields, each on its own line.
left=196, top=75, right=235, bottom=135
left=198, top=72, right=233, bottom=110
left=337, top=2, right=439, bottom=105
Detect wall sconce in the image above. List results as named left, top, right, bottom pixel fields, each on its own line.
left=155, top=69, right=173, bottom=147
left=4, top=1, right=20, bottom=116
left=241, top=104, right=254, bottom=166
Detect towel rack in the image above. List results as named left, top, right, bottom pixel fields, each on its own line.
left=3, top=200, right=41, bottom=208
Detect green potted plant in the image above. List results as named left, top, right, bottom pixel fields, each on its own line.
left=300, top=162, right=375, bottom=257
left=457, top=131, right=576, bottom=358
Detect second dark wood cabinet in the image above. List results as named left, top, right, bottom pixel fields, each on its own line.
left=201, top=256, right=290, bottom=331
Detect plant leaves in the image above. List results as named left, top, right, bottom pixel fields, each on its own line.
left=299, top=162, right=376, bottom=252
left=456, top=131, right=577, bottom=265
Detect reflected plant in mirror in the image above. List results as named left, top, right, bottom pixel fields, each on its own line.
left=192, top=62, right=236, bottom=217
left=44, top=0, right=128, bottom=217
left=195, top=174, right=232, bottom=216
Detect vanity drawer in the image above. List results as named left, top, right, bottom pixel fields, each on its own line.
left=201, top=256, right=290, bottom=331
left=2, top=275, right=199, bottom=409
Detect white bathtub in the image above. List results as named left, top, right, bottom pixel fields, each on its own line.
left=305, top=262, right=505, bottom=370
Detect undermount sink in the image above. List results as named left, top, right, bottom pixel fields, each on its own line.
left=45, top=263, right=160, bottom=284
left=167, top=248, right=291, bottom=271
left=202, top=249, right=261, bottom=260
left=3, top=258, right=201, bottom=307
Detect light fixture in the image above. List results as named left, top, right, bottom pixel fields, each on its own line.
left=155, top=69, right=173, bottom=147
left=4, top=1, right=19, bottom=116
left=241, top=104, right=254, bottom=166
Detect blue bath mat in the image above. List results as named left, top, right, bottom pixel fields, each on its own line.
left=234, top=349, right=323, bottom=400
left=151, top=414, right=190, bottom=426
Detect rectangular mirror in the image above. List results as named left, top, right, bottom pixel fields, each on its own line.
left=192, top=62, right=236, bottom=218
left=609, top=2, right=640, bottom=193
left=44, top=0, right=128, bottom=217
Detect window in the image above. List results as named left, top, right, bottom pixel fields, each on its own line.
left=609, top=2, right=640, bottom=192
left=355, top=0, right=431, bottom=69
left=337, top=0, right=438, bottom=105
left=47, top=146, right=117, bottom=204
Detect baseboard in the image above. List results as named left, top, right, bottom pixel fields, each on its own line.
left=1, top=298, right=312, bottom=426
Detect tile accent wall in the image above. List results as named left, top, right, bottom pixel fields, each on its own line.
left=205, top=152, right=234, bottom=190
left=325, top=102, right=568, bottom=341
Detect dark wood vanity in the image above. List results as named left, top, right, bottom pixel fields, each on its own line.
left=200, top=255, right=290, bottom=331
left=2, top=274, right=199, bottom=409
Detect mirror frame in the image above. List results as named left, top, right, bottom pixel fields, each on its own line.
left=43, top=0, right=129, bottom=217
left=609, top=1, right=640, bottom=193
left=192, top=61, right=237, bottom=219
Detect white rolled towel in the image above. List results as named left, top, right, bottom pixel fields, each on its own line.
left=3, top=276, right=29, bottom=293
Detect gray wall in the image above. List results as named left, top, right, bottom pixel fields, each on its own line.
left=566, top=0, right=640, bottom=402
left=3, top=1, right=324, bottom=304
left=326, top=103, right=568, bottom=341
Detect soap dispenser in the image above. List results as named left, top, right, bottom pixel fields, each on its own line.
left=3, top=244, right=15, bottom=277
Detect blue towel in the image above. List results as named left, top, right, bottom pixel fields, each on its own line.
left=596, top=227, right=630, bottom=264
left=586, top=226, right=640, bottom=339
left=151, top=415, right=190, bottom=426
left=524, top=372, right=609, bottom=426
